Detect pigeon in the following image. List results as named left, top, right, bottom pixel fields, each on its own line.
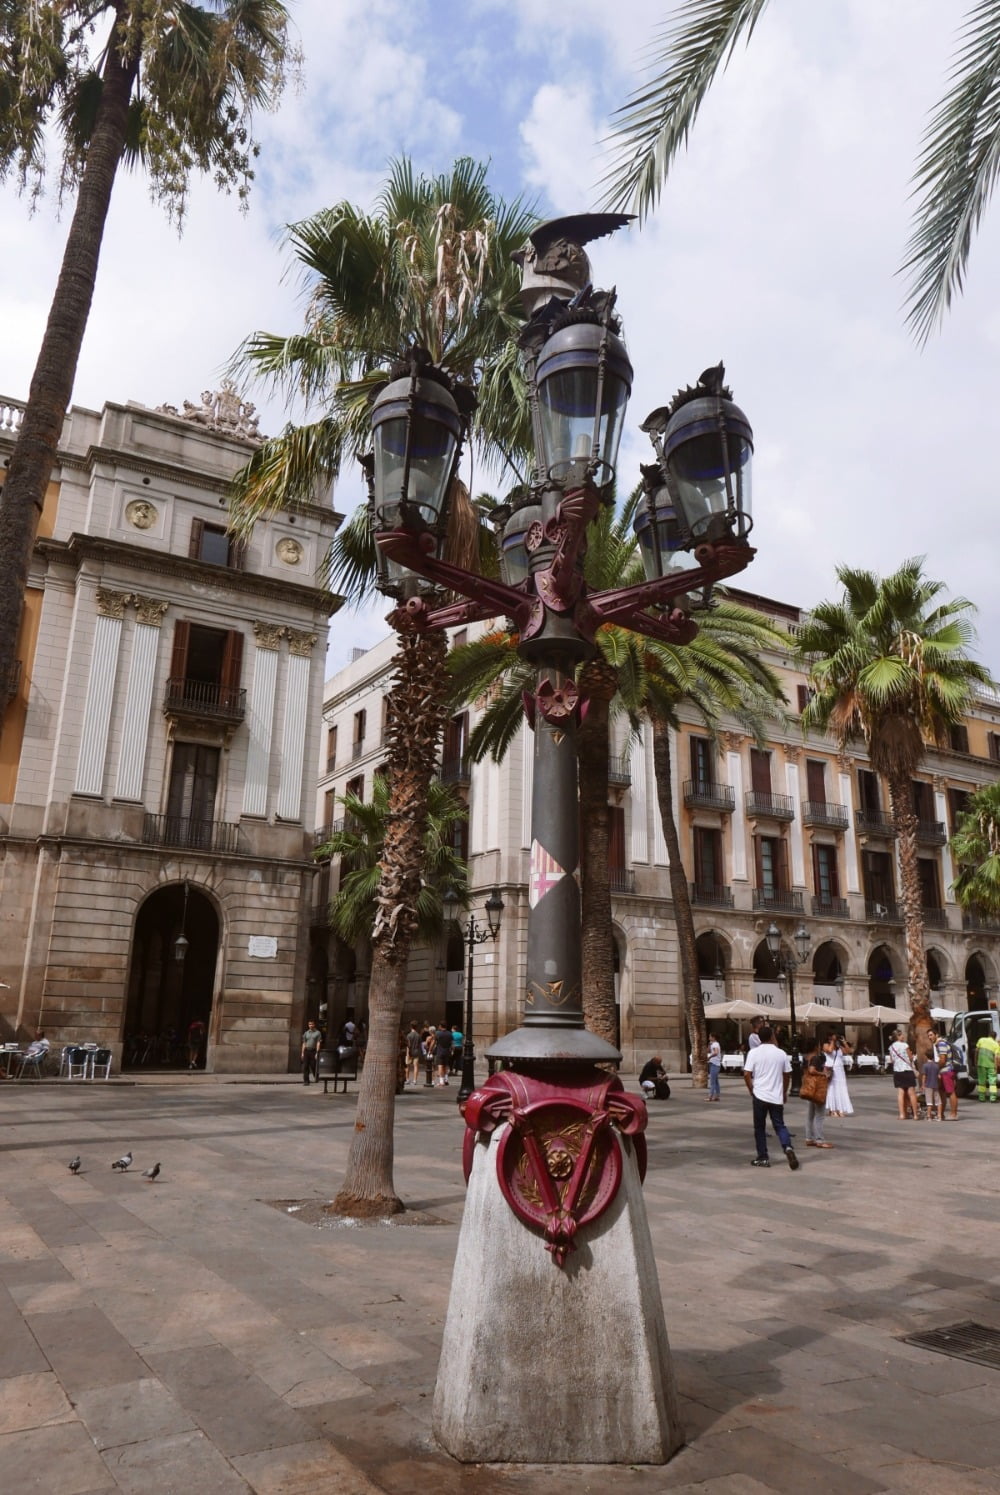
left=68, top=1156, right=81, bottom=1175
left=141, top=1163, right=160, bottom=1183
left=111, top=1151, right=132, bottom=1171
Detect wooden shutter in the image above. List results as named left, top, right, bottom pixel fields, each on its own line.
left=753, top=835, right=764, bottom=890
left=608, top=805, right=626, bottom=871
left=796, top=684, right=811, bottom=713
left=170, top=620, right=190, bottom=682
left=221, top=629, right=244, bottom=689
left=188, top=518, right=204, bottom=559
left=750, top=749, right=771, bottom=794
left=773, top=837, right=788, bottom=892
left=806, top=759, right=826, bottom=802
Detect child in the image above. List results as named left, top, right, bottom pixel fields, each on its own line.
left=921, top=1053, right=943, bottom=1121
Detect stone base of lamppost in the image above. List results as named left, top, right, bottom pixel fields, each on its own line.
left=432, top=1067, right=682, bottom=1464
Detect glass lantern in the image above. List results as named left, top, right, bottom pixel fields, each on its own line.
left=534, top=319, right=633, bottom=488
left=662, top=392, right=753, bottom=545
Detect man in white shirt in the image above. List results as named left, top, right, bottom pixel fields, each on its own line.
left=743, top=1026, right=799, bottom=1170
left=746, top=1016, right=763, bottom=1050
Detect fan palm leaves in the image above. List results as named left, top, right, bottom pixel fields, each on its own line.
left=796, top=558, right=993, bottom=1019
left=951, top=782, right=1000, bottom=917
left=602, top=0, right=1000, bottom=340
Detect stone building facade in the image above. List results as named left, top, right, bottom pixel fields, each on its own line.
left=314, top=591, right=1000, bottom=1074
left=0, top=391, right=340, bottom=1071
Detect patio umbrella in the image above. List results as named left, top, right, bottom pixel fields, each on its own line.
left=702, top=999, right=791, bottom=1022
left=930, top=1006, right=959, bottom=1023
left=795, top=1001, right=852, bottom=1023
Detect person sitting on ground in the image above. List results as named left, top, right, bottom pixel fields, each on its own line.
left=639, top=1055, right=670, bottom=1100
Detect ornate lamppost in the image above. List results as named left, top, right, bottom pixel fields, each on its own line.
left=445, top=887, right=504, bottom=1103
left=366, top=215, right=757, bottom=1465
left=766, top=919, right=810, bottom=1094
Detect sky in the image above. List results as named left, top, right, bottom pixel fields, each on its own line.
left=2, top=0, right=999, bottom=681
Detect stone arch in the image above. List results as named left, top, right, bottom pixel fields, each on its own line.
left=925, top=946, right=951, bottom=993
left=122, top=880, right=222, bottom=1069
left=753, top=938, right=777, bottom=981
left=867, top=943, right=900, bottom=1006
left=695, top=929, right=730, bottom=978
left=811, top=939, right=848, bottom=986
left=965, top=951, right=996, bottom=1007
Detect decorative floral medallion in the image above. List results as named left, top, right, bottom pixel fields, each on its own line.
left=125, top=499, right=158, bottom=530
left=276, top=537, right=303, bottom=565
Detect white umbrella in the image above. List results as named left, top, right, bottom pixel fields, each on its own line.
left=702, top=999, right=791, bottom=1022
left=849, top=1006, right=903, bottom=1026
left=930, top=1006, right=959, bottom=1023
left=794, top=1001, right=852, bottom=1023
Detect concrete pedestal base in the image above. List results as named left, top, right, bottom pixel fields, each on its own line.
left=433, top=1123, right=682, bottom=1464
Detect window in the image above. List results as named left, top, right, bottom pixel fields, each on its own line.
left=989, top=732, right=1000, bottom=763
left=754, top=835, right=786, bottom=895
left=948, top=786, right=971, bottom=832
left=812, top=843, right=839, bottom=903
left=322, top=787, right=336, bottom=832
left=189, top=518, right=245, bottom=569
left=344, top=774, right=364, bottom=833
left=693, top=827, right=723, bottom=890
left=796, top=684, right=815, bottom=714
left=749, top=749, right=772, bottom=795
left=912, top=780, right=935, bottom=820
left=857, top=769, right=880, bottom=814
left=806, top=759, right=826, bottom=803
left=444, top=713, right=469, bottom=766
left=352, top=710, right=366, bottom=759
left=166, top=743, right=219, bottom=844
left=325, top=726, right=337, bottom=775
left=689, top=736, right=714, bottom=791
left=608, top=805, right=626, bottom=872
left=949, top=723, right=970, bottom=754
left=918, top=857, right=941, bottom=910
left=380, top=696, right=391, bottom=745
left=862, top=849, right=894, bottom=907
left=449, top=814, right=469, bottom=863
left=168, top=621, right=244, bottom=714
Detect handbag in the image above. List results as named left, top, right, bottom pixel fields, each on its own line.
left=799, top=1064, right=829, bottom=1105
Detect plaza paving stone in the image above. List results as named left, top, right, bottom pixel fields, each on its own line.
left=0, top=1070, right=999, bottom=1492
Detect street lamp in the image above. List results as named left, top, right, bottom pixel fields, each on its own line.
left=173, top=881, right=190, bottom=963
left=766, top=920, right=809, bottom=1092
left=446, top=886, right=504, bottom=1104
left=368, top=214, right=760, bottom=1465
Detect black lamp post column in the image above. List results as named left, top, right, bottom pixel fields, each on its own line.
left=767, top=920, right=809, bottom=1096
left=454, top=888, right=504, bottom=1103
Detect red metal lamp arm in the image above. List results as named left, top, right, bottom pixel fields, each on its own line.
left=589, top=543, right=755, bottom=625
left=375, top=529, right=531, bottom=620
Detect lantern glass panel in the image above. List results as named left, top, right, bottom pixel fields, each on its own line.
left=373, top=411, right=457, bottom=532
left=633, top=487, right=686, bottom=581
left=670, top=431, right=752, bottom=543
left=537, top=365, right=629, bottom=482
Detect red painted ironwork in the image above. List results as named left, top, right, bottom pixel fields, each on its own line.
left=461, top=1068, right=648, bottom=1267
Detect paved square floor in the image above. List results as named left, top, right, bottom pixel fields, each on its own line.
left=1, top=1070, right=999, bottom=1492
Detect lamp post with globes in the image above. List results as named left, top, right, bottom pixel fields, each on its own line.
left=766, top=919, right=810, bottom=1095
left=364, top=214, right=759, bottom=1465
left=444, top=886, right=505, bottom=1103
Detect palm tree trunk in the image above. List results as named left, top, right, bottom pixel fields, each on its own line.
left=886, top=764, right=933, bottom=1057
left=578, top=662, right=618, bottom=1048
left=0, top=7, right=139, bottom=697
left=332, top=624, right=448, bottom=1216
left=651, top=715, right=707, bottom=1086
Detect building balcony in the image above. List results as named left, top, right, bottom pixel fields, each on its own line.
left=921, top=906, right=949, bottom=928
left=683, top=780, right=735, bottom=813
left=608, top=755, right=631, bottom=787
left=865, top=898, right=902, bottom=923
left=802, top=800, right=849, bottom=830
left=142, top=813, right=241, bottom=855
left=916, top=819, right=947, bottom=846
left=856, top=808, right=896, bottom=838
left=610, top=868, right=636, bottom=895
left=690, top=882, right=735, bottom=909
left=2, top=658, right=22, bottom=699
left=440, top=756, right=472, bottom=787
left=752, top=888, right=803, bottom=914
left=962, top=908, right=1000, bottom=932
left=746, top=790, right=795, bottom=821
left=313, top=821, right=344, bottom=860
left=811, top=894, right=850, bottom=919
left=163, top=677, right=246, bottom=725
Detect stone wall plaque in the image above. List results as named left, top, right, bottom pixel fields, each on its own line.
left=248, top=935, right=278, bottom=959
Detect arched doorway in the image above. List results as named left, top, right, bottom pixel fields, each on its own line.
left=926, top=949, right=944, bottom=994
left=812, top=940, right=845, bottom=987
left=867, top=945, right=897, bottom=1006
left=444, top=927, right=465, bottom=1031
left=966, top=953, right=990, bottom=1008
left=123, top=884, right=219, bottom=1068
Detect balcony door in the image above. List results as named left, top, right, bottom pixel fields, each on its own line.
left=862, top=849, right=895, bottom=911
left=754, top=834, right=786, bottom=899
left=167, top=744, right=220, bottom=846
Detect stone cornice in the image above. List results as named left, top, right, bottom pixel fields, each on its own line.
left=37, top=534, right=344, bottom=617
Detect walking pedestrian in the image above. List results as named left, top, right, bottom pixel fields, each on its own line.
left=404, top=1022, right=422, bottom=1087
left=743, top=1025, right=799, bottom=1170
left=187, top=1017, right=206, bottom=1071
left=975, top=1030, right=1000, bottom=1103
left=888, top=1029, right=920, bottom=1119
left=433, top=1023, right=453, bottom=1086
left=300, top=1019, right=322, bottom=1084
left=934, top=1027, right=960, bottom=1120
left=707, top=1035, right=722, bottom=1100
left=801, top=1038, right=834, bottom=1149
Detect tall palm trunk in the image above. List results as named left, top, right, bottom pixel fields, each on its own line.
left=332, top=624, right=448, bottom=1216
left=0, top=6, right=139, bottom=696
left=651, top=715, right=707, bottom=1086
left=885, top=763, right=933, bottom=1058
left=577, top=659, right=618, bottom=1048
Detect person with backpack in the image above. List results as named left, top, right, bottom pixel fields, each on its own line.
left=433, top=1023, right=454, bottom=1086
left=934, top=1027, right=960, bottom=1120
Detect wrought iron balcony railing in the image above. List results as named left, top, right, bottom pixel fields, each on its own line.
left=856, top=808, right=896, bottom=837
left=745, top=790, right=795, bottom=821
left=921, top=906, right=949, bottom=928
left=752, top=888, right=803, bottom=913
left=682, top=780, right=735, bottom=812
left=163, top=677, right=246, bottom=724
left=142, top=813, right=241, bottom=855
left=812, top=894, right=850, bottom=919
left=865, top=898, right=902, bottom=923
left=440, top=756, right=472, bottom=787
left=608, top=755, right=631, bottom=787
left=962, top=908, right=1000, bottom=932
left=690, top=882, right=734, bottom=908
left=609, top=868, right=636, bottom=895
left=916, top=819, right=947, bottom=846
left=802, top=800, right=849, bottom=829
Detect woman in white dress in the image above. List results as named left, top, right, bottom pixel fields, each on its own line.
left=824, top=1035, right=854, bottom=1117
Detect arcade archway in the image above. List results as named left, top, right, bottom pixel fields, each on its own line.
left=867, top=944, right=898, bottom=1006
left=123, top=884, right=219, bottom=1068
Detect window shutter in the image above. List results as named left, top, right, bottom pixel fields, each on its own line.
left=750, top=749, right=772, bottom=794
left=796, top=684, right=810, bottom=713
left=221, top=630, right=244, bottom=689
left=188, top=518, right=204, bottom=559
left=608, top=805, right=626, bottom=871
left=806, top=759, right=826, bottom=802
left=170, top=620, right=190, bottom=682
left=753, top=835, right=764, bottom=889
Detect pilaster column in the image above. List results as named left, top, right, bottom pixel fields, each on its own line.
left=75, top=588, right=129, bottom=796
left=629, top=733, right=648, bottom=863
left=114, top=594, right=167, bottom=800
left=243, top=622, right=283, bottom=817
left=838, top=755, right=861, bottom=894
left=275, top=629, right=317, bottom=820
left=725, top=734, right=747, bottom=880
left=784, top=744, right=804, bottom=886
left=934, top=779, right=955, bottom=903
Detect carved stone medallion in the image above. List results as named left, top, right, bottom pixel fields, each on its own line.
left=276, top=537, right=303, bottom=566
left=125, top=499, right=158, bottom=530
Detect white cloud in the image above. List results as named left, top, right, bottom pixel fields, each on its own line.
left=520, top=83, right=602, bottom=211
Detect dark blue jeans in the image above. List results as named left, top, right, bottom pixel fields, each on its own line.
left=752, top=1096, right=791, bottom=1159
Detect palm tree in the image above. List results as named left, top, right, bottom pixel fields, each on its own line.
left=797, top=559, right=993, bottom=1025
left=602, top=0, right=1000, bottom=340
left=0, top=1, right=293, bottom=703
left=951, top=782, right=1000, bottom=919
left=230, top=159, right=536, bottom=1216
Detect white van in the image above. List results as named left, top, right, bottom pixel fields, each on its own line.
left=946, top=1011, right=1000, bottom=1096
